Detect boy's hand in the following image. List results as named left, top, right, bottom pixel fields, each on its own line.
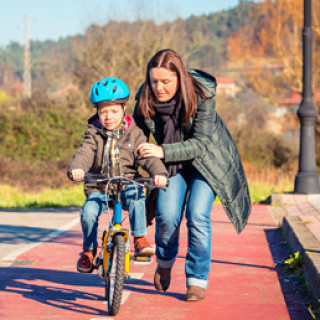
left=154, top=175, right=167, bottom=187
left=71, top=169, right=85, bottom=181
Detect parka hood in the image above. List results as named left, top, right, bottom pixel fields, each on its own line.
left=188, top=68, right=217, bottom=97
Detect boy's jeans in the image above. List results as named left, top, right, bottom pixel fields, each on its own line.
left=80, top=185, right=146, bottom=250
left=155, top=167, right=215, bottom=289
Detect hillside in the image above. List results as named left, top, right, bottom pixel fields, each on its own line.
left=0, top=1, right=255, bottom=93
left=0, top=0, right=319, bottom=190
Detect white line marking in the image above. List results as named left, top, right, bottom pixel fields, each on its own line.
left=1, top=217, right=79, bottom=262
left=128, top=273, right=144, bottom=279
left=121, top=290, right=130, bottom=304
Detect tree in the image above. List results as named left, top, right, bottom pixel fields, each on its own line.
left=72, top=19, right=184, bottom=112
left=227, top=0, right=320, bottom=97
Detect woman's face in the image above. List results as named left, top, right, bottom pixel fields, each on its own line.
left=149, top=67, right=179, bottom=102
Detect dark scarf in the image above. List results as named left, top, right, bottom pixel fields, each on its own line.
left=153, top=92, right=184, bottom=176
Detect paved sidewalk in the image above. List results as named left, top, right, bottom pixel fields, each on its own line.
left=0, top=209, right=79, bottom=267
left=0, top=205, right=293, bottom=320
left=270, top=193, right=320, bottom=300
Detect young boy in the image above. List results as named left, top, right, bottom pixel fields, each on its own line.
left=68, top=78, right=167, bottom=273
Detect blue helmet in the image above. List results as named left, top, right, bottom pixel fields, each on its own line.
left=89, top=78, right=129, bottom=105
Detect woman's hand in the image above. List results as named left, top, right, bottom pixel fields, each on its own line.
left=154, top=175, right=167, bottom=187
left=138, top=143, right=164, bottom=159
left=71, top=169, right=85, bottom=181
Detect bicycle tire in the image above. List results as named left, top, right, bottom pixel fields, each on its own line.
left=106, top=234, right=126, bottom=316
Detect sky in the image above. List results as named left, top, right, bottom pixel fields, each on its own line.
left=0, top=0, right=252, bottom=48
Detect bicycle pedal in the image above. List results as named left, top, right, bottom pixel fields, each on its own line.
left=133, top=255, right=151, bottom=262
left=93, top=257, right=103, bottom=269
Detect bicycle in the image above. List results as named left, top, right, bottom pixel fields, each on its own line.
left=76, top=173, right=166, bottom=316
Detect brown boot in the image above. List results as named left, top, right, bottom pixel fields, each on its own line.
left=154, top=265, right=171, bottom=292
left=185, top=285, right=206, bottom=301
left=77, top=248, right=97, bottom=273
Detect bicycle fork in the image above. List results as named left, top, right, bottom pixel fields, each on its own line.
left=95, top=202, right=130, bottom=279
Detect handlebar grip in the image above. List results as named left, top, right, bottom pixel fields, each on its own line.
left=73, top=179, right=85, bottom=183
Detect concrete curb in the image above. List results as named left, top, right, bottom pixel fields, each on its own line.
left=270, top=192, right=320, bottom=300
left=282, top=216, right=320, bottom=300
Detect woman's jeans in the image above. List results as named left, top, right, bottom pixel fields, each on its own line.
left=155, top=167, right=215, bottom=289
left=80, top=185, right=146, bottom=250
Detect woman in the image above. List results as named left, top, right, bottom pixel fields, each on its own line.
left=134, top=49, right=251, bottom=301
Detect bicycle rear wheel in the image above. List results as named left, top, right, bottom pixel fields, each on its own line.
left=105, top=233, right=126, bottom=316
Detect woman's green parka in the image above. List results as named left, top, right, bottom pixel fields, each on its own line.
left=133, top=69, right=251, bottom=234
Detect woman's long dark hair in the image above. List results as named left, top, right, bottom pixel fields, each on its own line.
left=138, top=49, right=209, bottom=124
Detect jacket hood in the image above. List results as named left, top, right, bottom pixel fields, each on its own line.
left=188, top=68, right=217, bottom=97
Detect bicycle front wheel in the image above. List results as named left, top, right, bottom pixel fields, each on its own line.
left=106, top=233, right=126, bottom=316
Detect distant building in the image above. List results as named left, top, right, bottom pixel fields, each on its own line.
left=279, top=90, right=320, bottom=112
left=278, top=90, right=320, bottom=146
left=264, top=62, right=285, bottom=75
left=216, top=77, right=240, bottom=97
left=279, top=91, right=302, bottom=112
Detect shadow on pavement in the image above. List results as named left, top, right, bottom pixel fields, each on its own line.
left=265, top=228, right=314, bottom=320
left=210, top=258, right=274, bottom=270
left=0, top=267, right=107, bottom=316
left=176, top=254, right=275, bottom=271
left=0, top=265, right=178, bottom=315
left=124, top=283, right=185, bottom=300
left=212, top=219, right=277, bottom=228
left=0, top=225, right=80, bottom=247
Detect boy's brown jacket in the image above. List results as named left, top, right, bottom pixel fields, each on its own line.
left=67, top=113, right=168, bottom=196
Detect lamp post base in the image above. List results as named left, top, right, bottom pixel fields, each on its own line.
left=294, top=171, right=320, bottom=194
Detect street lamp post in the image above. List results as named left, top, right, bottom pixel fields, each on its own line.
left=294, top=0, right=320, bottom=194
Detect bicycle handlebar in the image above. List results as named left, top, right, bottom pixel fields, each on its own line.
left=74, top=173, right=168, bottom=191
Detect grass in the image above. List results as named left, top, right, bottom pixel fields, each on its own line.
left=0, top=184, right=85, bottom=209
left=284, top=251, right=305, bottom=277
left=248, top=179, right=293, bottom=204
left=0, top=177, right=294, bottom=209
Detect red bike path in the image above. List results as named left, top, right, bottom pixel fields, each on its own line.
left=0, top=205, right=290, bottom=320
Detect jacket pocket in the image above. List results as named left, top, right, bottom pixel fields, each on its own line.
left=120, top=144, right=135, bottom=166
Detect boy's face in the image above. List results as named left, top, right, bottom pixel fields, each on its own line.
left=97, top=103, right=125, bottom=131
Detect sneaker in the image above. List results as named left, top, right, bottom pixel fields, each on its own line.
left=77, top=248, right=96, bottom=273
left=134, top=237, right=155, bottom=257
